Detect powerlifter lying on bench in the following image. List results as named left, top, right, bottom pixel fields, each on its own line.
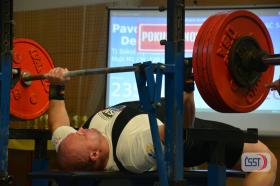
left=47, top=67, right=277, bottom=186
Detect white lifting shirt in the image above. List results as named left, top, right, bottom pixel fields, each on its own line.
left=52, top=106, right=164, bottom=173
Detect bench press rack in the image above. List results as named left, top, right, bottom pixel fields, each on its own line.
left=1, top=0, right=259, bottom=186
left=28, top=54, right=258, bottom=186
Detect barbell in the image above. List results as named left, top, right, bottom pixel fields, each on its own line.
left=10, top=10, right=279, bottom=120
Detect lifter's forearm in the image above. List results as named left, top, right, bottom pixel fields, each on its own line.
left=46, top=67, right=71, bottom=133
left=183, top=92, right=195, bottom=128
left=48, top=100, right=70, bottom=133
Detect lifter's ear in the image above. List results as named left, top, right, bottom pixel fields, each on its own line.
left=89, top=151, right=99, bottom=161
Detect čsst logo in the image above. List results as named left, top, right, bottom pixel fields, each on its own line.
left=241, top=153, right=271, bottom=172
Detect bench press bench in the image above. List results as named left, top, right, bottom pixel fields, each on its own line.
left=9, top=127, right=257, bottom=186
left=28, top=169, right=245, bottom=186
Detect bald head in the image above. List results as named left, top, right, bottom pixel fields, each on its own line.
left=57, top=128, right=109, bottom=171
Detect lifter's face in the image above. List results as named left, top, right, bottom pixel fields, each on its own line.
left=76, top=128, right=100, bottom=143
left=72, top=128, right=106, bottom=152
left=64, top=128, right=109, bottom=170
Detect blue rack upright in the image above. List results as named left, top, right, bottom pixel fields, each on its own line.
left=0, top=0, right=13, bottom=184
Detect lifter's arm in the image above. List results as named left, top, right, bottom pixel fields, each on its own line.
left=183, top=58, right=195, bottom=128
left=48, top=100, right=70, bottom=133
left=159, top=92, right=195, bottom=143
left=46, top=67, right=71, bottom=133
left=183, top=91, right=195, bottom=128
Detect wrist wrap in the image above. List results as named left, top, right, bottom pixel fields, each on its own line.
left=49, top=84, right=65, bottom=100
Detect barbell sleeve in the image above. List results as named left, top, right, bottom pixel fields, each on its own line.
left=262, top=54, right=280, bottom=65
left=22, top=66, right=138, bottom=82
left=12, top=69, right=19, bottom=74
left=22, top=73, right=48, bottom=81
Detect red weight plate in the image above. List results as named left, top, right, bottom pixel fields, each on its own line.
left=197, top=15, right=223, bottom=110
left=192, top=15, right=210, bottom=105
left=207, top=10, right=274, bottom=112
left=203, top=12, right=234, bottom=112
left=193, top=14, right=222, bottom=110
left=11, top=38, right=54, bottom=119
left=193, top=12, right=230, bottom=111
left=200, top=13, right=229, bottom=111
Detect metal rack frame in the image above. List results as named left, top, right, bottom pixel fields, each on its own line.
left=0, top=0, right=13, bottom=184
